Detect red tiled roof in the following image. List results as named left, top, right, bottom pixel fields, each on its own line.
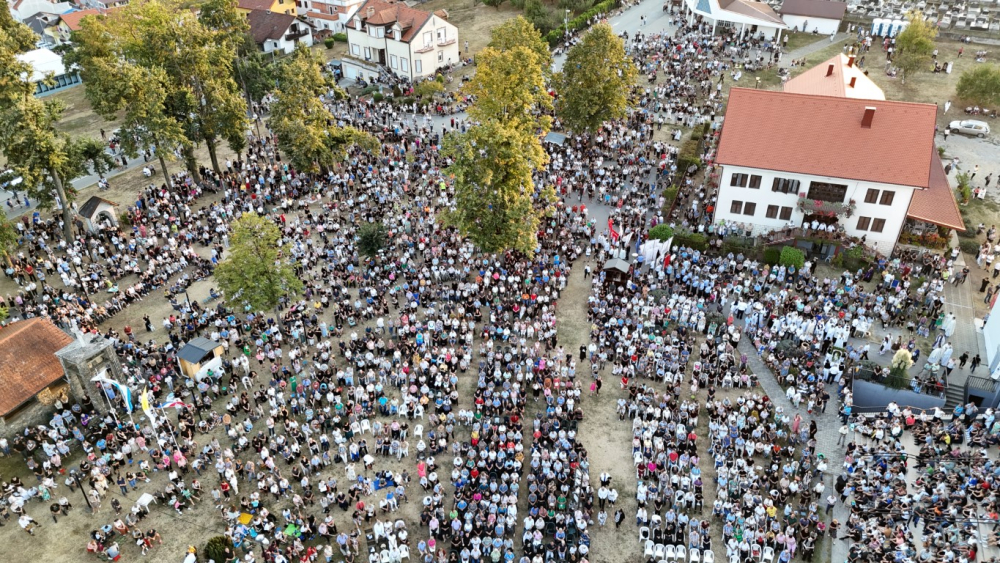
left=779, top=0, right=846, bottom=19
left=716, top=88, right=938, bottom=188
left=238, top=0, right=276, bottom=11
left=347, top=0, right=431, bottom=43
left=0, top=318, right=73, bottom=416
left=783, top=53, right=884, bottom=100
left=907, top=152, right=966, bottom=231
left=60, top=8, right=103, bottom=31
left=718, top=0, right=785, bottom=25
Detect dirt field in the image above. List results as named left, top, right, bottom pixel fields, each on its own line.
left=416, top=0, right=521, bottom=55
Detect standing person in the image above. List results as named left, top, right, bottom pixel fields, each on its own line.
left=971, top=354, right=982, bottom=373
left=614, top=508, right=625, bottom=529
left=959, top=351, right=970, bottom=368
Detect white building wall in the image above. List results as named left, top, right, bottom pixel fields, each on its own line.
left=781, top=14, right=840, bottom=34
left=713, top=164, right=917, bottom=255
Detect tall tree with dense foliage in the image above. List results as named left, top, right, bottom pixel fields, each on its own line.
left=464, top=46, right=552, bottom=135
left=956, top=64, right=1000, bottom=108
left=72, top=0, right=248, bottom=178
left=894, top=11, right=937, bottom=83
left=442, top=120, right=554, bottom=255
left=0, top=8, right=107, bottom=242
left=555, top=22, right=637, bottom=134
left=215, top=212, right=304, bottom=313
left=488, top=16, right=553, bottom=72
left=270, top=46, right=378, bottom=174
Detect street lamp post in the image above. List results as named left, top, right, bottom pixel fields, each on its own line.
left=71, top=471, right=94, bottom=513
left=565, top=9, right=571, bottom=39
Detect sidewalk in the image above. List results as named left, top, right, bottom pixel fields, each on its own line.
left=780, top=32, right=851, bottom=67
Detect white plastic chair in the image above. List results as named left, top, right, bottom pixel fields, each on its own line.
left=645, top=540, right=656, bottom=559
left=665, top=545, right=677, bottom=562
left=414, top=424, right=424, bottom=438
left=654, top=544, right=666, bottom=560
left=677, top=545, right=687, bottom=563
left=413, top=405, right=424, bottom=419
left=762, top=547, right=775, bottom=563
left=361, top=419, right=372, bottom=434
left=399, top=545, right=410, bottom=561
left=703, top=551, right=715, bottom=563
left=690, top=548, right=701, bottom=563
left=639, top=526, right=651, bottom=541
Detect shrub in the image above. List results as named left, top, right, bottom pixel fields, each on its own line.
left=324, top=37, right=335, bottom=49
left=673, top=232, right=707, bottom=251
left=763, top=247, right=780, bottom=265
left=371, top=92, right=384, bottom=102
left=204, top=536, right=233, bottom=563
left=779, top=246, right=805, bottom=270
left=543, top=0, right=620, bottom=45
left=648, top=224, right=674, bottom=242
left=959, top=239, right=981, bottom=256
left=956, top=172, right=972, bottom=202
left=332, top=32, right=348, bottom=42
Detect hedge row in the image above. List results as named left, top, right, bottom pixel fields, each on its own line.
left=544, top=0, right=620, bottom=46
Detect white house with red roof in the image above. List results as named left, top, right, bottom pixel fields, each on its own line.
left=342, top=0, right=458, bottom=83
left=712, top=87, right=963, bottom=256
left=682, top=0, right=786, bottom=40
left=296, top=0, right=361, bottom=34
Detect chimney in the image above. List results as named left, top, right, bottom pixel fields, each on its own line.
left=848, top=56, right=855, bottom=67
left=366, top=5, right=374, bottom=16
left=826, top=64, right=834, bottom=76
left=861, top=106, right=876, bottom=128
left=849, top=76, right=857, bottom=88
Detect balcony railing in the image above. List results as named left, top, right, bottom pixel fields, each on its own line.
left=437, top=38, right=456, bottom=46
left=796, top=196, right=856, bottom=218
left=414, top=44, right=434, bottom=53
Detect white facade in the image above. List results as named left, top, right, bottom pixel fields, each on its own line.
left=343, top=8, right=458, bottom=82
left=713, top=164, right=917, bottom=255
left=781, top=14, right=839, bottom=34
left=297, top=0, right=360, bottom=32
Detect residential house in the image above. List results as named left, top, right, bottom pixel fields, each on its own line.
left=778, top=0, right=846, bottom=34
left=238, top=0, right=295, bottom=16
left=343, top=0, right=458, bottom=83
left=81, top=0, right=126, bottom=10
left=9, top=0, right=73, bottom=22
left=0, top=318, right=73, bottom=424
left=681, top=0, right=786, bottom=39
left=246, top=8, right=313, bottom=54
left=23, top=12, right=65, bottom=46
left=297, top=0, right=362, bottom=34
left=16, top=47, right=81, bottom=95
left=712, top=87, right=963, bottom=257
left=782, top=53, right=883, bottom=100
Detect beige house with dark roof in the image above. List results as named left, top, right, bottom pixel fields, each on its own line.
left=246, top=8, right=314, bottom=54
left=342, top=0, right=458, bottom=83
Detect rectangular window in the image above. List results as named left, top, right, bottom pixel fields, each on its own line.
left=730, top=173, right=748, bottom=187
left=864, top=188, right=879, bottom=204
left=743, top=202, right=756, bottom=216
left=872, top=218, right=885, bottom=232
left=748, top=175, right=761, bottom=189
left=807, top=181, right=849, bottom=203
left=766, top=205, right=778, bottom=219
left=779, top=206, right=793, bottom=220
left=856, top=216, right=871, bottom=231
left=730, top=200, right=743, bottom=214
left=377, top=26, right=385, bottom=38
left=438, top=50, right=444, bottom=62
left=415, top=59, right=422, bottom=73
left=771, top=177, right=801, bottom=194
left=390, top=54, right=397, bottom=69
left=351, top=43, right=360, bottom=56
left=437, top=28, right=446, bottom=41
left=879, top=191, right=895, bottom=206
left=423, top=31, right=432, bottom=46
left=363, top=47, right=371, bottom=60
left=401, top=57, right=409, bottom=72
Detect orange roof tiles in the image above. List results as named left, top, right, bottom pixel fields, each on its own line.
left=716, top=88, right=938, bottom=188
left=238, top=0, right=276, bottom=11
left=348, top=0, right=430, bottom=43
left=0, top=318, right=73, bottom=416
left=907, top=152, right=966, bottom=231
left=783, top=54, right=884, bottom=100
left=60, top=8, right=103, bottom=31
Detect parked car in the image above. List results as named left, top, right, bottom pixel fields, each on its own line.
left=948, top=119, right=990, bottom=137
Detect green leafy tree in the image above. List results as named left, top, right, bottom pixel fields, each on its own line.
left=0, top=8, right=105, bottom=242
left=204, top=536, right=235, bottom=563
left=555, top=22, right=637, bottom=134
left=779, top=246, right=805, bottom=270
left=215, top=212, right=304, bottom=313
left=488, top=16, right=552, bottom=71
left=270, top=46, right=378, bottom=174
left=443, top=120, right=553, bottom=255
left=956, top=64, right=1000, bottom=108
left=648, top=224, right=674, bottom=241
left=357, top=222, right=388, bottom=260
left=413, top=79, right=445, bottom=99
left=72, top=0, right=248, bottom=178
left=72, top=137, right=117, bottom=180
left=483, top=0, right=505, bottom=8
left=0, top=215, right=18, bottom=266
left=465, top=46, right=552, bottom=135
left=885, top=349, right=914, bottom=389
left=894, top=11, right=937, bottom=83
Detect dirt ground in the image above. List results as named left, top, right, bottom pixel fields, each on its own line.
left=415, top=0, right=521, bottom=55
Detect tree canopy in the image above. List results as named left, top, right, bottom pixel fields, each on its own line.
left=894, top=11, right=937, bottom=82
left=442, top=120, right=553, bottom=256
left=0, top=7, right=106, bottom=241
left=956, top=64, right=1000, bottom=108
left=555, top=22, right=637, bottom=134
left=488, top=16, right=553, bottom=72
left=214, top=212, right=304, bottom=313
left=464, top=46, right=552, bottom=135
left=270, top=46, right=378, bottom=174
left=72, top=0, right=249, bottom=178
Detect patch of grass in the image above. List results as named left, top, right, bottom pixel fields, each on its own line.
left=415, top=0, right=521, bottom=55
left=50, top=85, right=118, bottom=141
left=781, top=31, right=826, bottom=53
